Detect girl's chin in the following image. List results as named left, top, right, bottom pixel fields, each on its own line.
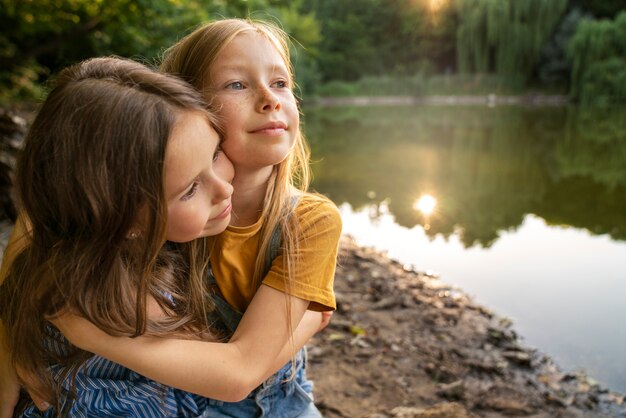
left=200, top=217, right=231, bottom=237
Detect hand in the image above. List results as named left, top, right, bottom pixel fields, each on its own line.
left=14, top=366, right=51, bottom=413
left=317, top=311, right=333, bottom=332
left=1, top=345, right=50, bottom=416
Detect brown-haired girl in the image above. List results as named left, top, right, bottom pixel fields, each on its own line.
left=44, top=18, right=342, bottom=418
left=0, top=55, right=329, bottom=417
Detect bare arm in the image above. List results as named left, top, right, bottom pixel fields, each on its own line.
left=1, top=216, right=50, bottom=415
left=0, top=214, right=30, bottom=285
left=0, top=322, right=19, bottom=418
left=54, top=284, right=322, bottom=402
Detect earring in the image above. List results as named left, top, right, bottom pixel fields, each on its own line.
left=128, top=231, right=139, bottom=239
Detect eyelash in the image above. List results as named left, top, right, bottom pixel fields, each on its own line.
left=180, top=148, right=222, bottom=202
left=213, top=147, right=223, bottom=162
left=226, top=81, right=244, bottom=90
left=272, top=80, right=288, bottom=88
left=226, top=80, right=289, bottom=90
left=181, top=181, right=198, bottom=201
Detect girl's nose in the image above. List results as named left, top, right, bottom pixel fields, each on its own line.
left=212, top=175, right=234, bottom=204
left=256, top=87, right=281, bottom=113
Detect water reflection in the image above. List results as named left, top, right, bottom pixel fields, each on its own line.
left=414, top=194, right=437, bottom=230
left=304, top=104, right=626, bottom=393
left=304, top=105, right=626, bottom=247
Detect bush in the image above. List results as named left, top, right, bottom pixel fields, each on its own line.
left=568, top=11, right=626, bottom=104
left=579, top=58, right=626, bottom=106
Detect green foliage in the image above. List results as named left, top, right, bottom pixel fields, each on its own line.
left=537, top=9, right=587, bottom=88
left=567, top=11, right=626, bottom=104
left=0, top=0, right=322, bottom=101
left=569, top=0, right=626, bottom=19
left=578, top=58, right=626, bottom=106
left=301, top=0, right=457, bottom=83
left=2, top=0, right=623, bottom=100
left=271, top=2, right=322, bottom=98
left=0, top=0, right=216, bottom=100
left=455, top=0, right=568, bottom=80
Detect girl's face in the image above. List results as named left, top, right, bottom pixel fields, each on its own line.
left=164, top=111, right=234, bottom=242
left=208, top=32, right=299, bottom=171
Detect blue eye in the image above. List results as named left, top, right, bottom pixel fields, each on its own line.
left=272, top=80, right=288, bottom=88
left=181, top=182, right=199, bottom=201
left=227, top=81, right=244, bottom=90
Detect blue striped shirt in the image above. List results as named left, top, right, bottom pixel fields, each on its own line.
left=19, top=326, right=209, bottom=418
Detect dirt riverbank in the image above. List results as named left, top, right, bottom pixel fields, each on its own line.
left=307, top=236, right=625, bottom=418
left=0, top=230, right=623, bottom=417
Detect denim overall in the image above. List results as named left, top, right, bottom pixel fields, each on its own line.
left=203, top=221, right=322, bottom=418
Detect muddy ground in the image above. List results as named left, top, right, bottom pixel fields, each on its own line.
left=307, top=237, right=625, bottom=418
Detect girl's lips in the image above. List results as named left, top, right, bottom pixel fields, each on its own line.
left=252, top=128, right=286, bottom=136
left=211, top=203, right=232, bottom=221
left=249, top=121, right=288, bottom=135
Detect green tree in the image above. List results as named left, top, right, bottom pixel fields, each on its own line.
left=537, top=8, right=587, bottom=88
left=0, top=0, right=217, bottom=99
left=302, top=0, right=457, bottom=82
left=0, top=0, right=322, bottom=100
left=567, top=11, right=626, bottom=104
left=455, top=0, right=567, bottom=80
left=569, top=0, right=625, bottom=19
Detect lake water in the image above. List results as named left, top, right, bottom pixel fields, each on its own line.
left=303, top=104, right=626, bottom=394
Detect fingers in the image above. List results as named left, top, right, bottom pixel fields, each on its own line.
left=318, top=310, right=334, bottom=332
left=15, top=366, right=52, bottom=412
left=29, top=392, right=51, bottom=411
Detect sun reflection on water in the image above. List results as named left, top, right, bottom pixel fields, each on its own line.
left=414, top=194, right=437, bottom=215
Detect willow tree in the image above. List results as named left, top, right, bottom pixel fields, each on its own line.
left=567, top=12, right=626, bottom=104
left=455, top=0, right=567, bottom=79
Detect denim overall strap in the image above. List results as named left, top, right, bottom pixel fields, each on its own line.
left=207, top=266, right=244, bottom=336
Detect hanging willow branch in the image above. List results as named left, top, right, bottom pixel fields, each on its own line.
left=455, top=0, right=567, bottom=78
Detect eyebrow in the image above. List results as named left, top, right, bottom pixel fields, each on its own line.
left=214, top=62, right=289, bottom=76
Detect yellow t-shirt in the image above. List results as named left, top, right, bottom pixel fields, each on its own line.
left=208, top=194, right=342, bottom=313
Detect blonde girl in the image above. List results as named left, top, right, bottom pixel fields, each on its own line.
left=47, top=18, right=342, bottom=418
left=0, top=56, right=328, bottom=417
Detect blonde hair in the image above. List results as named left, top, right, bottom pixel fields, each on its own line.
left=161, top=18, right=316, bottom=293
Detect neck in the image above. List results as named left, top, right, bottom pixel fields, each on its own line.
left=229, top=165, right=274, bottom=227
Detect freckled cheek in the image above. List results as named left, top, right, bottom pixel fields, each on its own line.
left=218, top=100, right=245, bottom=126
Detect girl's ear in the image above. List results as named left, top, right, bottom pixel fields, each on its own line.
left=127, top=202, right=150, bottom=240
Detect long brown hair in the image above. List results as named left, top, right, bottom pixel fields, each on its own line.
left=0, top=57, right=220, bottom=403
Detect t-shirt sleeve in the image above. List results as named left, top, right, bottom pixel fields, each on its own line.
left=262, top=197, right=342, bottom=311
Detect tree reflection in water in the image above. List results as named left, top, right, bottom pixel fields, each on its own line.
left=305, top=105, right=626, bottom=247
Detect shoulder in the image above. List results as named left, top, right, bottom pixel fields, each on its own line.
left=294, top=193, right=342, bottom=227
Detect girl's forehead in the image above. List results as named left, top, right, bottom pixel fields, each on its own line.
left=212, top=31, right=289, bottom=74
left=226, top=31, right=283, bottom=59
